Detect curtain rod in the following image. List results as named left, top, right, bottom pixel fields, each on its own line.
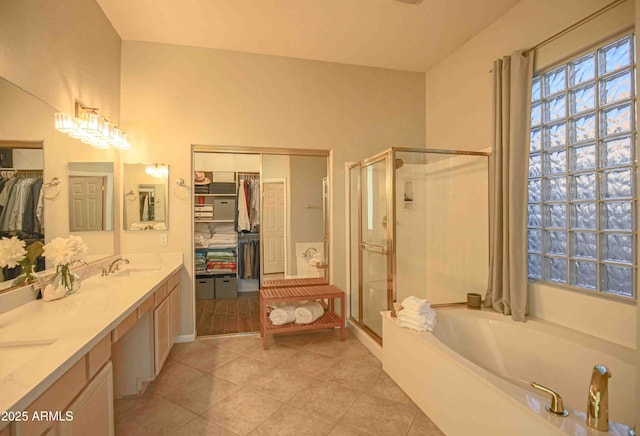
left=523, top=0, right=628, bottom=55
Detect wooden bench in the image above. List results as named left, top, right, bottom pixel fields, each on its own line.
left=261, top=277, right=328, bottom=288
left=260, top=284, right=345, bottom=349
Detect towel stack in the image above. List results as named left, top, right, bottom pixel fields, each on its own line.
left=396, top=296, right=436, bottom=332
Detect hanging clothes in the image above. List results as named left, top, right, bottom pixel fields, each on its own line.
left=237, top=180, right=251, bottom=231
left=0, top=176, right=43, bottom=237
left=237, top=239, right=260, bottom=280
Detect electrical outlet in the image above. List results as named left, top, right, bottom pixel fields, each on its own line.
left=160, top=234, right=168, bottom=246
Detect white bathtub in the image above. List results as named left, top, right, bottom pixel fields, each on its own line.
left=382, top=308, right=636, bottom=436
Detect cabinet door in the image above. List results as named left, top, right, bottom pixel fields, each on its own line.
left=169, top=285, right=180, bottom=345
left=59, top=362, right=114, bottom=436
left=154, top=297, right=171, bottom=376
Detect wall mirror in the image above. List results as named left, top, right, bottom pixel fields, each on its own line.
left=123, top=163, right=168, bottom=230
left=68, top=162, right=114, bottom=232
left=0, top=76, right=118, bottom=293
left=262, top=154, right=328, bottom=281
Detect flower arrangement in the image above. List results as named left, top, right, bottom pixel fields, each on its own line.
left=0, top=236, right=26, bottom=269
left=0, top=237, right=44, bottom=285
left=43, top=235, right=88, bottom=294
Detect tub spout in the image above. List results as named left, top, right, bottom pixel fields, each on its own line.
left=586, top=364, right=611, bottom=432
left=530, top=382, right=568, bottom=416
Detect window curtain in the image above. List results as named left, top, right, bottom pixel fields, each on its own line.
left=484, top=50, right=534, bottom=321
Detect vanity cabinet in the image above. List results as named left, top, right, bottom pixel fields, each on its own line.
left=112, top=268, right=182, bottom=394
left=153, top=297, right=171, bottom=375
left=13, top=337, right=113, bottom=436
left=59, top=363, right=113, bottom=436
left=153, top=274, right=181, bottom=375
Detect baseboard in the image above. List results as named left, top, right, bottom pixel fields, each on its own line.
left=175, top=333, right=196, bottom=343
left=348, top=321, right=382, bottom=361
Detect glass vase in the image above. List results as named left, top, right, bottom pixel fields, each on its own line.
left=53, top=264, right=81, bottom=295
left=12, top=263, right=38, bottom=286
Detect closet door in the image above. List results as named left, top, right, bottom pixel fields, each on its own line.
left=263, top=182, right=285, bottom=274
left=69, top=176, right=104, bottom=232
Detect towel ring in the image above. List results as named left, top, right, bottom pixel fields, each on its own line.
left=173, top=177, right=190, bottom=199
left=43, top=177, right=61, bottom=200
left=125, top=190, right=137, bottom=201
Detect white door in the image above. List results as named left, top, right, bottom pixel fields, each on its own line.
left=263, top=182, right=285, bottom=274
left=69, top=176, right=105, bottom=232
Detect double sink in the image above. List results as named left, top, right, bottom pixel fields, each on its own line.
left=0, top=262, right=160, bottom=383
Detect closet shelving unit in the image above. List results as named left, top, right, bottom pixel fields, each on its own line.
left=194, top=172, right=238, bottom=298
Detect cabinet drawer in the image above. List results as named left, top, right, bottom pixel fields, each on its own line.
left=168, top=271, right=180, bottom=291
left=215, top=275, right=237, bottom=299
left=137, top=296, right=154, bottom=318
left=87, top=335, right=111, bottom=379
left=111, top=310, right=137, bottom=343
left=154, top=283, right=168, bottom=307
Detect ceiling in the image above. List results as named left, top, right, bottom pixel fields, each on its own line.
left=96, top=0, right=521, bottom=72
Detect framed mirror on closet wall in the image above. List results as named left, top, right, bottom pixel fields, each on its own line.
left=122, top=163, right=169, bottom=231
left=0, top=76, right=119, bottom=294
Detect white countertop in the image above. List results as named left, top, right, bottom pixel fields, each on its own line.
left=0, top=253, right=183, bottom=414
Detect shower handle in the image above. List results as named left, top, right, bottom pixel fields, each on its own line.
left=361, top=242, right=388, bottom=255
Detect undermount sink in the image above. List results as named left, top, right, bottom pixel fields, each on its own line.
left=0, top=338, right=58, bottom=380
left=110, top=267, right=161, bottom=278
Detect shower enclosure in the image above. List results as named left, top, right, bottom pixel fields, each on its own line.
left=348, top=148, right=490, bottom=341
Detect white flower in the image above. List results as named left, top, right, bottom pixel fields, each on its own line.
left=0, top=237, right=26, bottom=268
left=43, top=236, right=88, bottom=266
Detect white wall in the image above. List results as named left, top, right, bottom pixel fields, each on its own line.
left=120, top=41, right=426, bottom=337
left=425, top=0, right=637, bottom=348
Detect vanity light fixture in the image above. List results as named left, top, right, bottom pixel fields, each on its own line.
left=55, top=103, right=130, bottom=150
left=145, top=164, right=168, bottom=178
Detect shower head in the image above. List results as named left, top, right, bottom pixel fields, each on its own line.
left=395, top=159, right=404, bottom=169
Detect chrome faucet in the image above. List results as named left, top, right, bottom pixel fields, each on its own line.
left=302, top=247, right=318, bottom=258
left=587, top=364, right=611, bottom=432
left=107, top=257, right=130, bottom=274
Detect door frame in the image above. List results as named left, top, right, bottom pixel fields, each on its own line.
left=262, top=178, right=288, bottom=277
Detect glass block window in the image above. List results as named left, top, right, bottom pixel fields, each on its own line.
left=528, top=34, right=637, bottom=299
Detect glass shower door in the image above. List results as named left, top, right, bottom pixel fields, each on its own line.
left=360, top=158, right=390, bottom=337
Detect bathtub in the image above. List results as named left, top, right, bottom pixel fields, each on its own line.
left=381, top=308, right=636, bottom=436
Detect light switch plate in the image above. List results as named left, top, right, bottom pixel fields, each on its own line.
left=160, top=234, right=168, bottom=246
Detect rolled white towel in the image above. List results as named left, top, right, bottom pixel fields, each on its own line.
left=294, top=302, right=324, bottom=324
left=402, top=296, right=431, bottom=314
left=269, top=304, right=297, bottom=325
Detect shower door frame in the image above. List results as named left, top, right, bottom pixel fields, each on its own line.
left=348, top=147, right=491, bottom=343
left=348, top=152, right=395, bottom=343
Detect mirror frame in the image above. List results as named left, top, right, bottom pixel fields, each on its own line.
left=192, top=145, right=331, bottom=284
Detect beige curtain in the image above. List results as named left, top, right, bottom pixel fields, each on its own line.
left=485, top=50, right=533, bottom=321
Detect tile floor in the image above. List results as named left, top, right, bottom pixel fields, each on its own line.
left=196, top=292, right=261, bottom=336
left=114, top=329, right=445, bottom=435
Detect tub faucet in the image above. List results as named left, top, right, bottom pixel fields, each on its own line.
left=530, top=382, right=568, bottom=416
left=108, top=257, right=130, bottom=274
left=587, top=364, right=611, bottom=432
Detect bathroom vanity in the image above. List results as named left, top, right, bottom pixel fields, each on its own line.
left=0, top=254, right=183, bottom=436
